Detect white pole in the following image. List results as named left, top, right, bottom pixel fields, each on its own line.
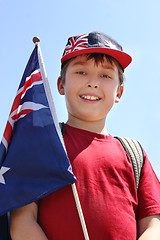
left=71, top=183, right=90, bottom=240
left=36, top=39, right=90, bottom=240
left=37, top=41, right=63, bottom=144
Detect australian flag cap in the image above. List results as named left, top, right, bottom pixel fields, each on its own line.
left=61, top=31, right=132, bottom=70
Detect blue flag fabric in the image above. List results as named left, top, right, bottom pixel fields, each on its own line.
left=0, top=214, right=11, bottom=240
left=0, top=44, right=76, bottom=218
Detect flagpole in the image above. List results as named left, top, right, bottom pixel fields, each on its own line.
left=32, top=36, right=64, bottom=145
left=33, top=37, right=90, bottom=240
left=71, top=183, right=90, bottom=240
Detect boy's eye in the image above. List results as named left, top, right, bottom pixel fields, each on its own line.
left=101, top=74, right=111, bottom=79
left=76, top=71, right=86, bottom=75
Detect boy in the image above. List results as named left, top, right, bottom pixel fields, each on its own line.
left=10, top=31, right=160, bottom=239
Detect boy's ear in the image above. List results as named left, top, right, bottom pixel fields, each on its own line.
left=57, top=76, right=65, bottom=95
left=115, top=85, right=124, bottom=103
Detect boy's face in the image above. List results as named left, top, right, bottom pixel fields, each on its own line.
left=57, top=55, right=123, bottom=124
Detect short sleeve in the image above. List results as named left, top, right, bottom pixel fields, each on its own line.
left=137, top=149, right=160, bottom=220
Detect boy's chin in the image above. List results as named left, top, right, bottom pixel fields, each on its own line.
left=72, top=114, right=107, bottom=123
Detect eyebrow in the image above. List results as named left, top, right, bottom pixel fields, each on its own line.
left=71, top=61, right=87, bottom=66
left=102, top=65, right=116, bottom=72
left=72, top=61, right=116, bottom=72
left=73, top=61, right=114, bottom=71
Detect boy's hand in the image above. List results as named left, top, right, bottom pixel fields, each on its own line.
left=10, top=202, right=48, bottom=240
left=138, top=214, right=160, bottom=239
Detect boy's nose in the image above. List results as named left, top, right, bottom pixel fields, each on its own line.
left=87, top=75, right=100, bottom=89
left=87, top=76, right=99, bottom=89
left=88, top=84, right=98, bottom=88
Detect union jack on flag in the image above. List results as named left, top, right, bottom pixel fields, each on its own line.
left=63, top=34, right=88, bottom=56
left=0, top=43, right=76, bottom=220
left=2, top=69, right=45, bottom=153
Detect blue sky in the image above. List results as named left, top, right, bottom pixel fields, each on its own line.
left=0, top=0, right=160, bottom=179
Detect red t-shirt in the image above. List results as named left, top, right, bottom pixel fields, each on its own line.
left=38, top=124, right=160, bottom=240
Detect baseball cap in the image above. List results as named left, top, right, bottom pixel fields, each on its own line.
left=61, top=31, right=132, bottom=70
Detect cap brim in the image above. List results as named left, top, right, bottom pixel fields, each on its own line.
left=61, top=47, right=132, bottom=70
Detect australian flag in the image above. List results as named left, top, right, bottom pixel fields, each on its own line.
left=0, top=44, right=76, bottom=238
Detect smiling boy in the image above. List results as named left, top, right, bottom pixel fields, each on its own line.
left=10, top=31, right=160, bottom=240
left=57, top=54, right=123, bottom=134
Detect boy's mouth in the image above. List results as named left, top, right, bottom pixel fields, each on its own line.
left=80, top=95, right=101, bottom=101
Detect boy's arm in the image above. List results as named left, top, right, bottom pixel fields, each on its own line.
left=10, top=202, right=48, bottom=240
left=138, top=214, right=160, bottom=239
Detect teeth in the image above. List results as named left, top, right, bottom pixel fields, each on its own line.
left=81, top=95, right=100, bottom=100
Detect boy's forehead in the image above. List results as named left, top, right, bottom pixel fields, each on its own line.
left=69, top=55, right=118, bottom=69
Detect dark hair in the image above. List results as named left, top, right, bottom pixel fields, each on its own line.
left=60, top=53, right=125, bottom=86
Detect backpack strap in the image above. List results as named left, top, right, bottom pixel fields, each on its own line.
left=59, top=122, right=65, bottom=136
left=114, top=137, right=144, bottom=191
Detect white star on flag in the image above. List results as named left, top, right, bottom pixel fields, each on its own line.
left=0, top=166, right=10, bottom=184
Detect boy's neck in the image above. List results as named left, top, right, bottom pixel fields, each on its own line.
left=66, top=118, right=108, bottom=135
